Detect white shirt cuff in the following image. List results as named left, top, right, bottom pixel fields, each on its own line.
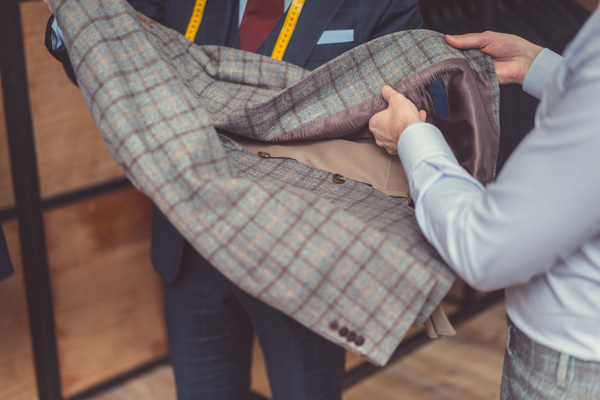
left=397, top=122, right=458, bottom=175
left=523, top=48, right=563, bottom=100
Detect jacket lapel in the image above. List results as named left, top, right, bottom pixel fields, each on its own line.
left=193, top=0, right=238, bottom=46
left=255, top=0, right=346, bottom=67
left=283, top=0, right=346, bottom=67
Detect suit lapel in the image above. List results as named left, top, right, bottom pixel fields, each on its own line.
left=283, top=0, right=346, bottom=67
left=256, top=0, right=346, bottom=67
left=193, top=0, right=238, bottom=46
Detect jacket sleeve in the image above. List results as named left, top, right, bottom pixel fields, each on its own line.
left=45, top=15, right=78, bottom=85
left=44, top=0, right=166, bottom=86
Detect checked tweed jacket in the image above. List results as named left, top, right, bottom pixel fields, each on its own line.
left=50, top=0, right=500, bottom=366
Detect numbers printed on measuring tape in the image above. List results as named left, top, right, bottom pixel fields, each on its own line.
left=185, top=0, right=208, bottom=42
left=271, top=0, right=305, bottom=60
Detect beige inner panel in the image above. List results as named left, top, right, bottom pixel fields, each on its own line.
left=20, top=2, right=124, bottom=201
left=238, top=138, right=410, bottom=201
left=44, top=189, right=166, bottom=397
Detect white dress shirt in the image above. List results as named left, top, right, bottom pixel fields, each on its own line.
left=397, top=7, right=600, bottom=361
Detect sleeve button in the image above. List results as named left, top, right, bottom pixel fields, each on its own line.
left=347, top=331, right=356, bottom=342
left=332, top=173, right=346, bottom=184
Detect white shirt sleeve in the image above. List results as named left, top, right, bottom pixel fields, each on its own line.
left=522, top=48, right=563, bottom=99
left=397, top=41, right=600, bottom=291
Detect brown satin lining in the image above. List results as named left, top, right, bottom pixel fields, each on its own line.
left=274, top=59, right=499, bottom=185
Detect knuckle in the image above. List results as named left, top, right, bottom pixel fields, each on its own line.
left=368, top=119, right=377, bottom=132
left=481, top=31, right=494, bottom=43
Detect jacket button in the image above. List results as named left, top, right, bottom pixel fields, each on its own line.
left=347, top=331, right=356, bottom=342
left=332, top=173, right=346, bottom=184
left=338, top=327, right=348, bottom=337
left=329, top=320, right=339, bottom=330
left=257, top=151, right=271, bottom=158
left=355, top=335, right=365, bottom=346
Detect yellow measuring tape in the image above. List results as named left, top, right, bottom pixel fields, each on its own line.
left=271, top=0, right=305, bottom=60
left=185, top=0, right=305, bottom=60
left=184, top=0, right=208, bottom=42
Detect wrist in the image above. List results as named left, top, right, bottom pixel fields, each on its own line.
left=519, top=44, right=544, bottom=85
left=402, top=112, right=424, bottom=132
left=404, top=120, right=421, bottom=134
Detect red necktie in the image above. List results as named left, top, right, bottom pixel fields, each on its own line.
left=238, top=0, right=284, bottom=53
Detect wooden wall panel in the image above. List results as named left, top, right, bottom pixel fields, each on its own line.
left=0, top=74, right=15, bottom=210
left=44, top=189, right=167, bottom=397
left=0, top=221, right=37, bottom=400
left=20, top=2, right=124, bottom=201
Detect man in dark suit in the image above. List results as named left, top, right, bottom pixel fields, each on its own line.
left=45, top=1, right=422, bottom=398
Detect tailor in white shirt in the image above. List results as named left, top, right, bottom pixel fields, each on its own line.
left=397, top=7, right=600, bottom=361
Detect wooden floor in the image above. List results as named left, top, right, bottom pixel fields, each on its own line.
left=88, top=301, right=507, bottom=400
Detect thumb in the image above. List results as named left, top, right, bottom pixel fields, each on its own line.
left=445, top=33, right=485, bottom=50
left=381, top=85, right=398, bottom=103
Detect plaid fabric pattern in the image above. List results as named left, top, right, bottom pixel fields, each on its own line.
left=51, top=0, right=499, bottom=366
left=501, top=319, right=600, bottom=399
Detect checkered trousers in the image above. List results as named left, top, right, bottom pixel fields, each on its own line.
left=50, top=0, right=499, bottom=366
left=501, top=319, right=600, bottom=399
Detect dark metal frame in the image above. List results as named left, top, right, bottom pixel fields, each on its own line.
left=1, top=0, right=61, bottom=398
left=1, top=0, right=499, bottom=399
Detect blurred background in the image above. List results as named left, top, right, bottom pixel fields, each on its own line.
left=1, top=0, right=597, bottom=399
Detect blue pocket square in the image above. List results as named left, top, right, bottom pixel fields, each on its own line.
left=317, top=29, right=355, bottom=45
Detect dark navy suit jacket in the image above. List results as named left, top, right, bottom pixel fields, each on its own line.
left=46, top=0, right=422, bottom=283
